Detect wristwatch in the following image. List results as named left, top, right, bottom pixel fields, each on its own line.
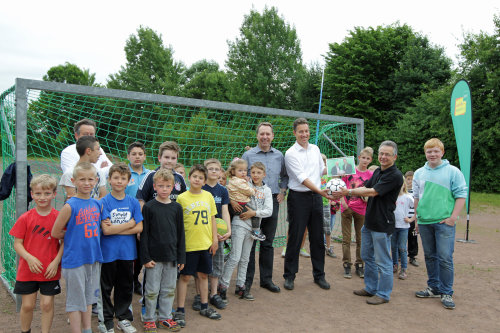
left=348, top=189, right=353, bottom=196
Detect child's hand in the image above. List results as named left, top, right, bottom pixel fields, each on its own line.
left=178, top=263, right=184, bottom=271
left=45, top=259, right=59, bottom=279
left=26, top=255, right=43, bottom=274
left=144, top=260, right=156, bottom=268
left=219, top=231, right=231, bottom=242
left=126, top=218, right=136, bottom=229
left=209, top=241, right=219, bottom=255
left=102, top=219, right=111, bottom=227
left=404, top=217, right=411, bottom=223
left=230, top=200, right=243, bottom=213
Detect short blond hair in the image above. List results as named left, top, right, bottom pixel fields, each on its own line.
left=153, top=169, right=174, bottom=184
left=30, top=174, right=57, bottom=191
left=424, top=138, right=444, bottom=152
left=158, top=141, right=180, bottom=158
left=204, top=158, right=222, bottom=168
left=250, top=161, right=266, bottom=173
left=359, top=147, right=374, bottom=157
left=73, top=162, right=97, bottom=179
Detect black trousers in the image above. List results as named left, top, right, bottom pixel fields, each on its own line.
left=101, top=260, right=134, bottom=329
left=283, top=190, right=325, bottom=280
left=408, top=221, right=418, bottom=258
left=245, top=195, right=279, bottom=289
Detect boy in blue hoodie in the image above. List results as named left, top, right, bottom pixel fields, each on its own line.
left=412, top=138, right=467, bottom=310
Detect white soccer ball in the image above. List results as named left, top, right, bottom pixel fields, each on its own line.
left=326, top=178, right=346, bottom=194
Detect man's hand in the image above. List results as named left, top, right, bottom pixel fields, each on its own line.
left=230, top=200, right=243, bottom=213
left=178, top=263, right=185, bottom=271
left=144, top=260, right=156, bottom=268
left=277, top=192, right=285, bottom=203
left=100, top=161, right=109, bottom=168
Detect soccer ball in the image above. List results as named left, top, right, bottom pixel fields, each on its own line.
left=216, top=218, right=228, bottom=236
left=326, top=178, right=346, bottom=194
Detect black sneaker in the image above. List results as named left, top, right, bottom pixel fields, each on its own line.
left=234, top=285, right=245, bottom=297
left=173, top=311, right=186, bottom=328
left=200, top=307, right=221, bottom=320
left=210, top=294, right=226, bottom=309
left=192, top=294, right=201, bottom=311
left=240, top=289, right=255, bottom=301
left=343, top=263, right=352, bottom=279
left=415, top=287, right=441, bottom=298
left=355, top=263, right=364, bottom=278
left=250, top=230, right=266, bottom=241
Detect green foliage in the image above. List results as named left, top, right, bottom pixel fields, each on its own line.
left=226, top=6, right=305, bottom=109
left=181, top=60, right=230, bottom=102
left=295, top=62, right=322, bottom=113
left=107, top=26, right=185, bottom=95
left=323, top=23, right=452, bottom=148
left=43, top=62, right=97, bottom=86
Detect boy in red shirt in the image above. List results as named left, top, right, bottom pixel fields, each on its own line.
left=9, top=174, right=63, bottom=333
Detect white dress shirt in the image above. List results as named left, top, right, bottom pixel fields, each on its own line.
left=285, top=142, right=325, bottom=192
left=60, top=143, right=112, bottom=175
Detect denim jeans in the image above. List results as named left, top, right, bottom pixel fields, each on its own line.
left=419, top=223, right=455, bottom=295
left=391, top=228, right=409, bottom=269
left=361, top=226, right=393, bottom=300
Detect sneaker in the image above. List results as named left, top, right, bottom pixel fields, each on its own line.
left=141, top=305, right=146, bottom=322
left=393, top=264, right=398, bottom=273
left=441, top=294, right=456, bottom=309
left=415, top=287, right=441, bottom=298
left=98, top=322, right=109, bottom=333
left=234, top=285, right=245, bottom=297
left=143, top=321, right=157, bottom=333
left=192, top=294, right=201, bottom=311
left=281, top=246, right=286, bottom=258
left=343, top=263, right=352, bottom=279
left=300, top=248, right=310, bottom=257
left=117, top=319, right=136, bottom=333
left=240, top=289, right=255, bottom=301
left=210, top=294, right=226, bottom=309
left=158, top=319, right=180, bottom=331
left=326, top=247, right=337, bottom=258
left=200, top=307, right=221, bottom=320
left=355, top=263, right=364, bottom=278
left=398, top=268, right=408, bottom=280
left=251, top=230, right=266, bottom=241
left=409, top=257, right=420, bottom=267
left=218, top=285, right=228, bottom=304
left=172, top=312, right=185, bottom=328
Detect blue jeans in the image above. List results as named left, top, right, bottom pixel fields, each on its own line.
left=361, top=226, right=393, bottom=300
left=391, top=228, right=409, bottom=269
left=419, top=223, right=455, bottom=295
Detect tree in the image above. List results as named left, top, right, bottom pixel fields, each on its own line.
left=107, top=26, right=185, bottom=95
left=323, top=23, right=452, bottom=147
left=294, top=62, right=323, bottom=113
left=43, top=62, right=97, bottom=86
left=181, top=60, right=230, bottom=102
left=456, top=15, right=500, bottom=192
left=226, top=6, right=304, bottom=109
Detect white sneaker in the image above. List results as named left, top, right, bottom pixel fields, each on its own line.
left=97, top=322, right=108, bottom=333
left=117, top=319, right=137, bottom=333
left=300, top=248, right=311, bottom=257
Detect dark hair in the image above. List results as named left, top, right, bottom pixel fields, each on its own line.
left=127, top=141, right=146, bottom=154
left=293, top=117, right=309, bottom=131
left=108, top=162, right=131, bottom=180
left=405, top=170, right=414, bottom=177
left=189, top=164, right=208, bottom=180
left=74, top=119, right=97, bottom=135
left=75, top=136, right=98, bottom=157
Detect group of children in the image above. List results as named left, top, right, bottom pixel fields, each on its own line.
left=9, top=138, right=274, bottom=333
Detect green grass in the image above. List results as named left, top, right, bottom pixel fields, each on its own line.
left=470, top=192, right=500, bottom=210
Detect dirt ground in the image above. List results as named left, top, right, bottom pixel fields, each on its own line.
left=1, top=209, right=499, bottom=333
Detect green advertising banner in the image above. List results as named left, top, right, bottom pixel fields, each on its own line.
left=450, top=79, right=472, bottom=212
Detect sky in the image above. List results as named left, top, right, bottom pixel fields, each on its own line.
left=1, top=0, right=498, bottom=92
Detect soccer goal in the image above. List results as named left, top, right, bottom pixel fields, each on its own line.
left=0, top=78, right=364, bottom=294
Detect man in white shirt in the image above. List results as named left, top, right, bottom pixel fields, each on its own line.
left=283, top=118, right=333, bottom=291
left=60, top=119, right=112, bottom=174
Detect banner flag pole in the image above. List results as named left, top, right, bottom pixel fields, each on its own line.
left=314, top=68, right=325, bottom=145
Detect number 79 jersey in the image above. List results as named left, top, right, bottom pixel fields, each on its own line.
left=177, top=190, right=217, bottom=252
left=62, top=197, right=103, bottom=269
